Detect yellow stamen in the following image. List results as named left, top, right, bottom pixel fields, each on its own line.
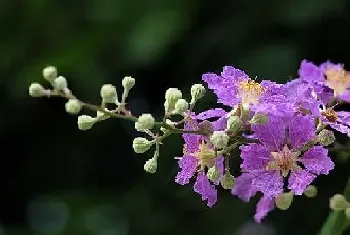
left=325, top=67, right=350, bottom=96
left=238, top=79, right=264, bottom=109
left=321, top=109, right=338, bottom=122
left=267, top=145, right=300, bottom=177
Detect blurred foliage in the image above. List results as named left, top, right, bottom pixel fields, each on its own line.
left=2, top=0, right=350, bottom=234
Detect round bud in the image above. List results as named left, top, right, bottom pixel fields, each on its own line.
left=220, top=171, right=235, bottom=189
left=53, top=76, right=68, bottom=90
left=210, top=131, right=229, bottom=149
left=132, top=137, right=153, bottom=153
left=304, top=185, right=317, bottom=198
left=144, top=157, right=157, bottom=174
left=226, top=115, right=243, bottom=133
left=330, top=194, right=350, bottom=211
left=135, top=113, right=155, bottom=131
left=206, top=165, right=220, bottom=182
left=164, top=88, right=182, bottom=112
left=65, top=99, right=82, bottom=115
left=122, top=76, right=135, bottom=90
left=249, top=112, right=268, bottom=125
left=174, top=99, right=189, bottom=114
left=100, top=84, right=118, bottom=104
left=190, top=84, right=205, bottom=104
left=77, top=115, right=96, bottom=131
left=42, top=66, right=58, bottom=81
left=318, top=129, right=335, bottom=146
left=275, top=192, right=294, bottom=210
left=29, top=83, right=47, bottom=97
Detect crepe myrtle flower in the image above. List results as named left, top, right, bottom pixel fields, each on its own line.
left=321, top=108, right=350, bottom=137
left=232, top=115, right=334, bottom=206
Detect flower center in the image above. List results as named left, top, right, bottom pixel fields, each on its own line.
left=238, top=79, right=264, bottom=109
left=184, top=140, right=215, bottom=170
left=267, top=145, right=300, bottom=177
left=325, top=67, right=350, bottom=96
left=321, top=109, right=338, bottom=122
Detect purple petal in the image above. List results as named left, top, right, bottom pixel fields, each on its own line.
left=337, top=111, right=350, bottom=124
left=221, top=66, right=249, bottom=82
left=329, top=123, right=350, bottom=137
left=193, top=172, right=217, bottom=207
left=231, top=173, right=258, bottom=202
left=288, top=115, right=315, bottom=149
left=211, top=116, right=227, bottom=131
left=240, top=144, right=271, bottom=171
left=213, top=156, right=225, bottom=185
left=196, top=108, right=227, bottom=120
left=298, top=60, right=324, bottom=83
left=301, top=146, right=334, bottom=175
left=252, top=116, right=285, bottom=151
left=182, top=119, right=201, bottom=153
left=252, top=171, right=284, bottom=197
left=175, top=155, right=198, bottom=185
left=288, top=170, right=316, bottom=195
left=254, top=196, right=275, bottom=223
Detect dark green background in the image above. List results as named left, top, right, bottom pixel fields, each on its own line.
left=1, top=0, right=350, bottom=234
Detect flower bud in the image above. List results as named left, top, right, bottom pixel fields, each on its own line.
left=122, top=76, right=135, bottom=90
left=144, top=157, right=157, bottom=174
left=132, top=137, right=153, bottom=153
left=226, top=115, right=242, bottom=133
left=345, top=208, right=350, bottom=219
left=190, top=84, right=205, bottom=104
left=174, top=99, right=189, bottom=114
left=210, top=131, right=229, bottom=149
left=249, top=112, right=268, bottom=125
left=53, top=76, right=68, bottom=90
left=65, top=99, right=82, bottom=115
left=304, top=185, right=317, bottom=198
left=206, top=165, right=220, bottom=182
left=77, top=115, right=96, bottom=130
left=220, top=171, right=235, bottom=189
left=318, top=129, right=335, bottom=146
left=42, top=66, right=57, bottom=81
left=100, top=84, right=118, bottom=104
left=29, top=83, right=47, bottom=97
left=164, top=88, right=182, bottom=112
left=135, top=113, right=155, bottom=131
left=275, top=192, right=294, bottom=210
left=330, top=194, right=350, bottom=211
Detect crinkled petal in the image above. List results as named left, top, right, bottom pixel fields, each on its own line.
left=252, top=116, right=285, bottom=151
left=301, top=146, right=334, bottom=175
left=211, top=116, right=227, bottom=131
left=240, top=144, right=271, bottom=171
left=299, top=60, right=324, bottom=83
left=183, top=119, right=201, bottom=153
left=193, top=172, right=217, bottom=207
left=231, top=173, right=258, bottom=202
left=175, top=155, right=198, bottom=185
left=336, top=111, right=350, bottom=124
left=288, top=115, right=315, bottom=149
left=221, top=66, right=249, bottom=82
left=196, top=108, right=227, bottom=120
left=338, top=93, right=350, bottom=102
left=254, top=196, right=275, bottom=223
left=252, top=171, right=283, bottom=197
left=288, top=170, right=316, bottom=195
left=328, top=123, right=350, bottom=137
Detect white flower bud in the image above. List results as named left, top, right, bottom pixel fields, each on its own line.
left=174, top=99, right=189, bottom=114
left=53, top=76, right=68, bottom=90
left=226, top=115, right=242, bottom=132
left=29, top=83, right=47, bottom=97
left=249, top=112, right=268, bottom=125
left=135, top=113, right=155, bottom=131
left=220, top=171, right=235, bottom=189
left=42, top=66, right=57, bottom=81
left=190, top=84, right=205, bottom=104
left=100, top=84, right=118, bottom=104
left=304, top=185, right=317, bottom=198
left=275, top=192, right=294, bottom=210
left=206, top=165, right=220, bottom=182
left=144, top=157, right=157, bottom=174
left=122, top=76, right=135, bottom=90
left=318, top=129, right=336, bottom=146
left=210, top=131, right=229, bottom=149
left=65, top=99, right=82, bottom=115
left=330, top=194, right=350, bottom=211
left=132, top=137, right=153, bottom=153
left=77, top=115, right=96, bottom=130
left=165, top=88, right=182, bottom=112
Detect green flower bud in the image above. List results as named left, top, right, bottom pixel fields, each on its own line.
left=220, top=171, right=235, bottom=189
left=275, top=192, right=294, bottom=210
left=330, top=194, right=350, bottom=211
left=345, top=208, right=350, bottom=219
left=249, top=112, right=268, bottom=125
left=42, top=66, right=57, bottom=81
left=190, top=84, right=205, bottom=104
left=100, top=84, right=118, bottom=104
left=206, top=165, right=220, bottom=182
left=53, top=76, right=68, bottom=90
left=318, top=129, right=335, bottom=146
left=135, top=113, right=155, bottom=131
left=122, top=76, right=135, bottom=90
left=144, top=157, right=157, bottom=174
left=29, top=83, right=47, bottom=97
left=132, top=137, right=153, bottom=153
left=165, top=88, right=182, bottom=112
left=65, top=99, right=82, bottom=115
left=210, top=131, right=229, bottom=149
left=96, top=110, right=110, bottom=121
left=174, top=99, right=189, bottom=114
left=304, top=185, right=317, bottom=198
left=77, top=115, right=96, bottom=130
left=226, top=115, right=243, bottom=133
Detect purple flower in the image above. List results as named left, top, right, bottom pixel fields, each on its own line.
left=321, top=109, right=350, bottom=137
left=254, top=196, right=275, bottom=223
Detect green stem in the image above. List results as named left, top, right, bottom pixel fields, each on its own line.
left=318, top=177, right=350, bottom=235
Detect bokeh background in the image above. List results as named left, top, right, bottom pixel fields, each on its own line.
left=2, top=0, right=350, bottom=234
